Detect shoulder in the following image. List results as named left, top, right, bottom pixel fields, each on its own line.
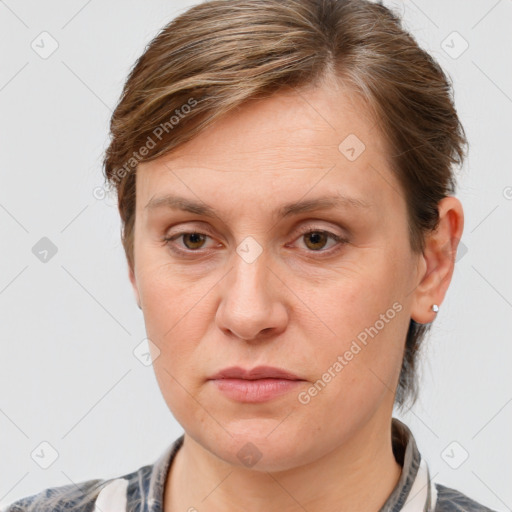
left=1, top=477, right=105, bottom=512
left=1, top=465, right=152, bottom=512
left=434, top=483, right=498, bottom=512
left=2, top=437, right=182, bottom=512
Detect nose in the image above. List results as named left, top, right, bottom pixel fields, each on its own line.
left=215, top=249, right=289, bottom=342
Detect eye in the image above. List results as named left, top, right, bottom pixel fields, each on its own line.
left=162, top=231, right=216, bottom=254
left=291, top=227, right=348, bottom=254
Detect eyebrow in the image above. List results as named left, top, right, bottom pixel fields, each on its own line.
left=144, top=193, right=372, bottom=218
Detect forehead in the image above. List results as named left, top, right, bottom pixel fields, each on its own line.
left=136, top=81, right=403, bottom=218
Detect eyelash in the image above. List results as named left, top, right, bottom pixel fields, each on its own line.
left=161, top=225, right=349, bottom=258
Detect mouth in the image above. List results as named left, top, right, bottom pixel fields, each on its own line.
left=208, top=365, right=306, bottom=403
left=209, top=365, right=302, bottom=381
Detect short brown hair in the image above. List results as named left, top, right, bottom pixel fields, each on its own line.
left=102, top=0, right=467, bottom=409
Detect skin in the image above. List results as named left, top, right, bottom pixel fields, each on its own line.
left=129, top=74, right=464, bottom=512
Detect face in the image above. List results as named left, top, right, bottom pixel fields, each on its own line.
left=130, top=78, right=425, bottom=472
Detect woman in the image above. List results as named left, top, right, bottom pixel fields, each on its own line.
left=3, top=0, right=498, bottom=510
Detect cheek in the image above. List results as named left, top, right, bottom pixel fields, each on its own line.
left=136, top=256, right=217, bottom=381
left=299, top=258, right=407, bottom=405
left=142, top=280, right=210, bottom=428
left=295, top=305, right=405, bottom=436
left=302, top=257, right=403, bottom=342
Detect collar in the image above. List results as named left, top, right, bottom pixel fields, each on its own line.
left=379, top=418, right=437, bottom=511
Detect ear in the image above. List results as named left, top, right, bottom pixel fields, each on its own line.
left=410, top=196, right=464, bottom=324
left=129, top=263, right=142, bottom=310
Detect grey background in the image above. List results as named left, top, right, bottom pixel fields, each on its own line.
left=0, top=0, right=511, bottom=509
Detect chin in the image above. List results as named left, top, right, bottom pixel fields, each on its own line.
left=197, top=421, right=319, bottom=472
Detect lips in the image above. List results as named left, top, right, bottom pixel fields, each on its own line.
left=208, top=366, right=305, bottom=403
left=209, top=365, right=302, bottom=381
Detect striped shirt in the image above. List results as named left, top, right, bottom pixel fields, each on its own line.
left=2, top=418, right=497, bottom=511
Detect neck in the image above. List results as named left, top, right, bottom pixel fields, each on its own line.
left=164, top=415, right=402, bottom=512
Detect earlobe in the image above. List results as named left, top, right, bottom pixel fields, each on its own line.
left=410, top=196, right=464, bottom=325
left=410, top=251, right=438, bottom=325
